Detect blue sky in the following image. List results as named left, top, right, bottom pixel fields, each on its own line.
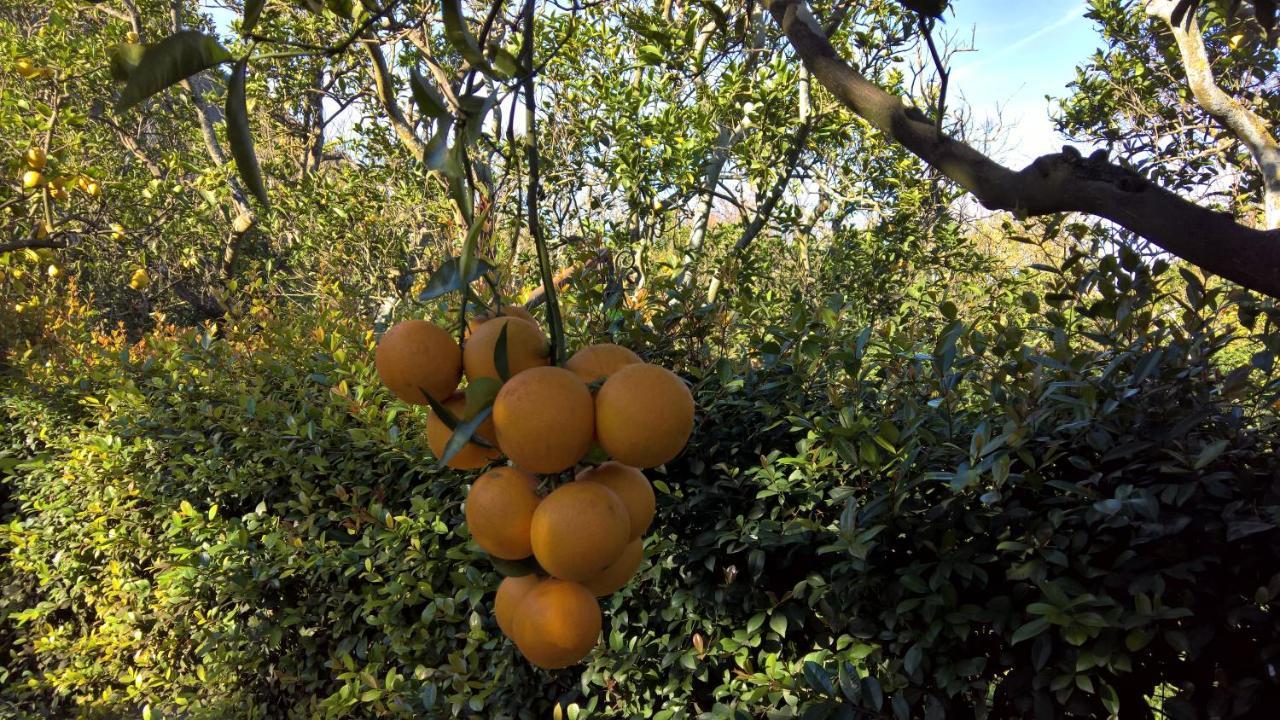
left=944, top=1, right=1101, bottom=164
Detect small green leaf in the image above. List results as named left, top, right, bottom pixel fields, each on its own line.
left=419, top=256, right=495, bottom=301
left=116, top=30, right=232, bottom=111
left=326, top=0, right=353, bottom=19
left=464, top=377, right=502, bottom=418
left=439, top=406, right=493, bottom=465
left=1194, top=439, right=1229, bottom=469
left=494, top=322, right=510, bottom=381
left=226, top=60, right=270, bottom=209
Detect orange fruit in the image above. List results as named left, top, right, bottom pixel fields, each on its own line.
left=530, top=481, right=630, bottom=581
left=465, top=467, right=541, bottom=560
left=511, top=578, right=601, bottom=669
left=564, top=343, right=642, bottom=384
left=493, top=366, right=594, bottom=473
left=595, top=364, right=694, bottom=468
left=425, top=393, right=501, bottom=470
left=582, top=538, right=643, bottom=596
left=493, top=573, right=542, bottom=638
left=464, top=316, right=549, bottom=381
left=576, top=462, right=654, bottom=540
left=467, top=305, right=541, bottom=337
left=374, top=320, right=462, bottom=405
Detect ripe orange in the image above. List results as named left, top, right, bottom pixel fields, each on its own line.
left=465, top=467, right=541, bottom=560
left=576, top=462, right=654, bottom=540
left=511, top=578, right=601, bottom=669
left=582, top=538, right=643, bottom=597
left=464, top=316, right=549, bottom=382
left=493, top=366, right=594, bottom=473
left=564, top=343, right=641, bottom=384
left=425, top=393, right=501, bottom=470
left=374, top=319, right=462, bottom=405
left=595, top=364, right=694, bottom=468
left=530, top=481, right=630, bottom=581
left=493, top=573, right=542, bottom=638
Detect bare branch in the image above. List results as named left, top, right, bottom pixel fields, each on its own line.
left=769, top=0, right=1280, bottom=298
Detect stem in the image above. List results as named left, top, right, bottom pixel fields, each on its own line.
left=523, top=0, right=563, bottom=364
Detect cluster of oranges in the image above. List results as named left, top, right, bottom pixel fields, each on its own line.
left=374, top=304, right=694, bottom=669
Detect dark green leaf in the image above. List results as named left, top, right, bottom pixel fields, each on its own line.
left=419, top=256, right=495, bottom=301
left=441, top=0, right=492, bottom=72
left=464, top=377, right=501, bottom=419
left=439, top=406, right=493, bottom=465
left=494, top=321, right=510, bottom=381
left=421, top=386, right=460, bottom=426
left=325, top=0, right=353, bottom=19
left=409, top=66, right=450, bottom=119
left=116, top=30, right=232, bottom=111
left=108, top=42, right=145, bottom=83
left=226, top=60, right=270, bottom=209
left=242, top=0, right=265, bottom=34
left=1012, top=618, right=1050, bottom=644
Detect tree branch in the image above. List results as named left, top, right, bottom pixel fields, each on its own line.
left=364, top=41, right=427, bottom=158
left=1145, top=0, right=1280, bottom=228
left=768, top=0, right=1280, bottom=299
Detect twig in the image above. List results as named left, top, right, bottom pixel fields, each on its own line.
left=918, top=16, right=948, bottom=134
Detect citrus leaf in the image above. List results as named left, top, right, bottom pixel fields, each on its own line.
left=494, top=322, right=511, bottom=381
left=409, top=66, right=450, bottom=119
left=456, top=204, right=490, bottom=303
left=326, top=0, right=353, bottom=19
left=423, top=117, right=461, bottom=178
left=420, top=386, right=459, bottom=428
left=242, top=0, right=265, bottom=34
left=116, top=30, right=232, bottom=111
left=419, top=256, right=494, bottom=301
left=439, top=406, right=493, bottom=465
left=490, top=556, right=540, bottom=577
left=441, top=0, right=492, bottom=72
left=108, top=42, right=145, bottom=83
left=1012, top=618, right=1051, bottom=644
left=464, top=377, right=502, bottom=418
left=226, top=60, right=270, bottom=209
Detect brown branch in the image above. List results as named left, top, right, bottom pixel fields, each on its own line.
left=736, top=119, right=814, bottom=251
left=523, top=248, right=612, bottom=309
left=1145, top=0, right=1280, bottom=228
left=768, top=0, right=1280, bottom=299
left=0, top=237, right=68, bottom=254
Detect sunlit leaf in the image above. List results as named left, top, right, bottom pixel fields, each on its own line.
left=116, top=30, right=232, bottom=111
left=226, top=60, right=270, bottom=209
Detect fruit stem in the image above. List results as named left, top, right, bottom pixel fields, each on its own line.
left=522, top=0, right=564, bottom=365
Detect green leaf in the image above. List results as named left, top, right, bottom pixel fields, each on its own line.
left=491, top=47, right=523, bottom=79
left=490, top=556, right=540, bottom=577
left=409, top=66, right=450, bottom=119
left=326, top=0, right=353, bottom=19
left=116, top=30, right=232, bottom=111
left=422, top=117, right=461, bottom=178
left=226, top=60, right=270, bottom=209
left=439, top=406, right=493, bottom=466
left=441, top=0, right=492, bottom=72
left=421, top=386, right=460, bottom=425
left=464, top=377, right=501, bottom=419
left=456, top=204, right=490, bottom=305
left=494, top=322, right=510, bottom=381
left=1194, top=439, right=1229, bottom=469
left=242, top=0, right=265, bottom=34
left=769, top=613, right=788, bottom=637
left=419, top=256, right=495, bottom=301
left=1012, top=618, right=1050, bottom=644
left=108, top=42, right=145, bottom=83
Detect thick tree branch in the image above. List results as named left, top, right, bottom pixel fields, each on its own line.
left=1145, top=0, right=1280, bottom=228
left=0, top=237, right=68, bottom=254
left=768, top=0, right=1280, bottom=298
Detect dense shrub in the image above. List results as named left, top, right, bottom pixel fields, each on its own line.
left=3, top=247, right=1280, bottom=718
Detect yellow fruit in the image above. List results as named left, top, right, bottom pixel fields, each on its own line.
left=530, top=481, right=630, bottom=581
left=111, top=223, right=126, bottom=240
left=14, top=303, right=25, bottom=313
left=49, top=186, right=68, bottom=202
left=511, top=578, right=601, bottom=669
left=493, top=574, right=542, bottom=638
left=595, top=364, right=694, bottom=468
left=34, top=222, right=50, bottom=239
left=25, top=147, right=45, bottom=169
left=85, top=181, right=101, bottom=197
left=22, top=171, right=43, bottom=189
left=576, top=462, right=654, bottom=540
left=465, top=466, right=541, bottom=560
left=47, top=264, right=59, bottom=279
left=425, top=392, right=502, bottom=470
left=493, top=366, right=594, bottom=473
left=15, top=58, right=38, bottom=78
left=129, top=268, right=149, bottom=289
left=463, top=316, right=549, bottom=382
left=374, top=319, right=462, bottom=405
left=564, top=343, right=642, bottom=384
left=126, top=31, right=140, bottom=44
left=582, top=538, right=643, bottom=596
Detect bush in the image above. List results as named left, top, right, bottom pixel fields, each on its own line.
left=3, top=248, right=1280, bottom=719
